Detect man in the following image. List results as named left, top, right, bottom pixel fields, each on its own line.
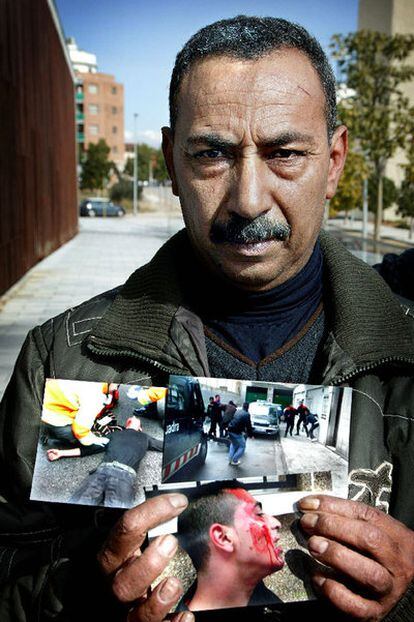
left=46, top=416, right=163, bottom=508
left=41, top=379, right=119, bottom=451
left=207, top=394, right=223, bottom=438
left=295, top=400, right=310, bottom=437
left=220, top=399, right=237, bottom=437
left=176, top=483, right=284, bottom=611
left=227, top=402, right=253, bottom=465
left=283, top=404, right=297, bottom=437
left=306, top=412, right=319, bottom=441
left=1, top=15, right=414, bottom=622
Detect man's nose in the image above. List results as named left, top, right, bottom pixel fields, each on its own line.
left=228, top=154, right=271, bottom=220
left=270, top=515, right=282, bottom=530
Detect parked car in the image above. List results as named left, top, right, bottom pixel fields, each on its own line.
left=79, top=198, right=125, bottom=217
left=249, top=400, right=282, bottom=438
left=162, top=376, right=208, bottom=482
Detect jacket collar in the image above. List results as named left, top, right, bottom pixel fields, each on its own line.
left=86, top=228, right=414, bottom=378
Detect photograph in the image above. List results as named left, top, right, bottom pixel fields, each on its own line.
left=146, top=474, right=340, bottom=613
left=162, top=376, right=352, bottom=495
left=30, top=378, right=167, bottom=508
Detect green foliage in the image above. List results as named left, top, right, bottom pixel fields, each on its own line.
left=330, top=148, right=367, bottom=214
left=398, top=175, right=414, bottom=220
left=124, top=144, right=169, bottom=183
left=80, top=139, right=113, bottom=191
left=368, top=175, right=397, bottom=212
left=397, top=114, right=414, bottom=220
left=109, top=179, right=142, bottom=203
left=331, top=30, right=414, bottom=236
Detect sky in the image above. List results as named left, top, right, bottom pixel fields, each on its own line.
left=55, top=0, right=359, bottom=147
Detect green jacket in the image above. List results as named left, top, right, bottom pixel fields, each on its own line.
left=0, top=230, right=413, bottom=621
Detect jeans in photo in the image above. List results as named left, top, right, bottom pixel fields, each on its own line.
left=228, top=432, right=246, bottom=462
left=70, top=462, right=136, bottom=508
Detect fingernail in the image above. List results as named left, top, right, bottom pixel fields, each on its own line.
left=157, top=534, right=178, bottom=557
left=180, top=613, right=195, bottom=622
left=309, top=537, right=329, bottom=555
left=301, top=513, right=319, bottom=528
left=168, top=493, right=188, bottom=509
left=313, top=575, right=327, bottom=588
left=158, top=577, right=182, bottom=603
left=298, top=497, right=320, bottom=510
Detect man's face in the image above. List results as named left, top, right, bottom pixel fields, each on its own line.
left=163, top=49, right=346, bottom=291
left=229, top=489, right=284, bottom=574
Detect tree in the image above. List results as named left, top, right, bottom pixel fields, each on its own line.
left=331, top=30, right=414, bottom=240
left=329, top=146, right=367, bottom=216
left=368, top=174, right=397, bottom=213
left=397, top=113, right=414, bottom=237
left=80, top=139, right=113, bottom=191
left=124, top=144, right=170, bottom=183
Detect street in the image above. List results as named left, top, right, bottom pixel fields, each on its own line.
left=172, top=421, right=347, bottom=490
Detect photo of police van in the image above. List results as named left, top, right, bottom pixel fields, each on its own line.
left=162, top=376, right=208, bottom=482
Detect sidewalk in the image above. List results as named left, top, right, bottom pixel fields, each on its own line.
left=327, top=218, right=414, bottom=248
left=0, top=213, right=184, bottom=399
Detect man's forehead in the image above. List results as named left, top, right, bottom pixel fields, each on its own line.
left=225, top=487, right=257, bottom=506
left=175, top=49, right=326, bottom=138
left=178, top=49, right=323, bottom=108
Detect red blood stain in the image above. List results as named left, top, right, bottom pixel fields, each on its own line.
left=225, top=488, right=279, bottom=566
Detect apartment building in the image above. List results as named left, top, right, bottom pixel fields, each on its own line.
left=68, top=39, right=125, bottom=167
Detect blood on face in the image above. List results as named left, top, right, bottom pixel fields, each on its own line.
left=225, top=488, right=283, bottom=570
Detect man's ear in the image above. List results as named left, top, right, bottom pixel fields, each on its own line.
left=161, top=126, right=179, bottom=196
left=209, top=523, right=235, bottom=554
left=326, top=125, right=348, bottom=200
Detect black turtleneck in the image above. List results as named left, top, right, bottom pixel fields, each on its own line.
left=184, top=242, right=324, bottom=364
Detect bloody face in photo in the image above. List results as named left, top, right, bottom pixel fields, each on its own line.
left=226, top=488, right=284, bottom=573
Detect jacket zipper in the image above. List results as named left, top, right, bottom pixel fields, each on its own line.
left=331, top=355, right=414, bottom=385
left=87, top=338, right=184, bottom=375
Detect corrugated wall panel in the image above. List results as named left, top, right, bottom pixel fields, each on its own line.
left=0, top=0, right=78, bottom=295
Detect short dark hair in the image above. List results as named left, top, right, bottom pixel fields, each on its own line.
left=177, top=481, right=246, bottom=571
left=169, top=15, right=337, bottom=139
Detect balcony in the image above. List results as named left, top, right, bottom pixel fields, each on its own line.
left=75, top=92, right=84, bottom=102
left=76, top=112, right=85, bottom=122
left=76, top=133, right=85, bottom=143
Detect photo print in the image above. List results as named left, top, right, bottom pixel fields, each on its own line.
left=162, top=375, right=352, bottom=496
left=146, top=472, right=345, bottom=614
left=30, top=379, right=167, bottom=508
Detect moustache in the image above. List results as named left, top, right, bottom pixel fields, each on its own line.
left=210, top=214, right=291, bottom=245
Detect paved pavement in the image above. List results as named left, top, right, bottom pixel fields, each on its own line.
left=0, top=213, right=184, bottom=398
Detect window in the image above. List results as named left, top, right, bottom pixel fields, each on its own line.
left=112, top=146, right=118, bottom=154
left=88, top=83, right=98, bottom=94
left=112, top=126, right=118, bottom=134
left=111, top=86, right=117, bottom=94
left=89, top=124, right=99, bottom=135
left=112, top=106, right=117, bottom=114
left=88, top=104, right=99, bottom=114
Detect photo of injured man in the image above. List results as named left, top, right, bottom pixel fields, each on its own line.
left=30, top=378, right=167, bottom=508
left=146, top=472, right=344, bottom=613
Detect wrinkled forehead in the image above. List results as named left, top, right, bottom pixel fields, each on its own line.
left=174, top=49, right=326, bottom=135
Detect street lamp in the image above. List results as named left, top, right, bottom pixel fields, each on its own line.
left=133, top=113, right=139, bottom=216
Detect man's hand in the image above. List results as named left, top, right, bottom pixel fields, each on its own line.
left=47, top=448, right=62, bottom=461
left=299, top=495, right=414, bottom=621
left=98, top=493, right=194, bottom=622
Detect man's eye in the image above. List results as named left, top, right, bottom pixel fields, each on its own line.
left=194, top=149, right=225, bottom=159
left=268, top=149, right=304, bottom=160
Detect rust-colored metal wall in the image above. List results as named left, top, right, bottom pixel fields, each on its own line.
left=0, top=0, right=78, bottom=296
